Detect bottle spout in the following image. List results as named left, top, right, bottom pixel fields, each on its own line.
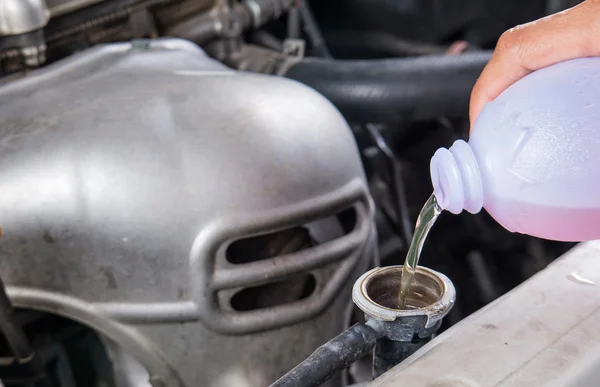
left=430, top=140, right=483, bottom=215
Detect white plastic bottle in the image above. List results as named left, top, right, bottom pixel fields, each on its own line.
left=430, top=57, right=600, bottom=242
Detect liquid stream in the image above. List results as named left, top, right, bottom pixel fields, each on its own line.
left=397, top=194, right=442, bottom=309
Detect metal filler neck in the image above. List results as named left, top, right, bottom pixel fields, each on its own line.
left=352, top=265, right=456, bottom=377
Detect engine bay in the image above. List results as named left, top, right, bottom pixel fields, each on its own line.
left=0, top=1, right=586, bottom=386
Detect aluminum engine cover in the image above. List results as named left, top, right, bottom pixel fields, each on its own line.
left=0, top=38, right=376, bottom=386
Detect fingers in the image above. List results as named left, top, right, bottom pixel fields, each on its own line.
left=469, top=0, right=600, bottom=128
left=469, top=48, right=530, bottom=127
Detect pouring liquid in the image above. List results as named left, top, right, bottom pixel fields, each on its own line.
left=397, top=194, right=442, bottom=309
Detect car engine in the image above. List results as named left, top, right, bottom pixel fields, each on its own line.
left=0, top=1, right=584, bottom=386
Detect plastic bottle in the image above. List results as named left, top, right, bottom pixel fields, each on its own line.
left=429, top=57, right=600, bottom=242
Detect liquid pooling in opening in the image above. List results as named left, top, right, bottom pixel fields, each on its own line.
left=398, top=194, right=442, bottom=309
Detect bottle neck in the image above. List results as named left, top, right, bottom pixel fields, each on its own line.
left=430, top=139, right=483, bottom=215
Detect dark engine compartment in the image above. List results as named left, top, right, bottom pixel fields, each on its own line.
left=0, top=0, right=582, bottom=386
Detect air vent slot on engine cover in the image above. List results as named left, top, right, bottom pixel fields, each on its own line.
left=226, top=207, right=357, bottom=264
left=192, top=182, right=374, bottom=334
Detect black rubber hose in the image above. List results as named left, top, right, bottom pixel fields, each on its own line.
left=270, top=324, right=380, bottom=387
left=284, top=51, right=492, bottom=123
left=324, top=30, right=447, bottom=57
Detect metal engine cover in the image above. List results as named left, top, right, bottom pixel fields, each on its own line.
left=0, top=39, right=376, bottom=386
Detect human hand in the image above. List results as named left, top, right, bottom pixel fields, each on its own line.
left=470, top=0, right=600, bottom=128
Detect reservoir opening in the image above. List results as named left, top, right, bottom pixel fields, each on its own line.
left=365, top=267, right=444, bottom=310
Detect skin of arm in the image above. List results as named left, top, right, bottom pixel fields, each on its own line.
left=469, top=0, right=600, bottom=128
